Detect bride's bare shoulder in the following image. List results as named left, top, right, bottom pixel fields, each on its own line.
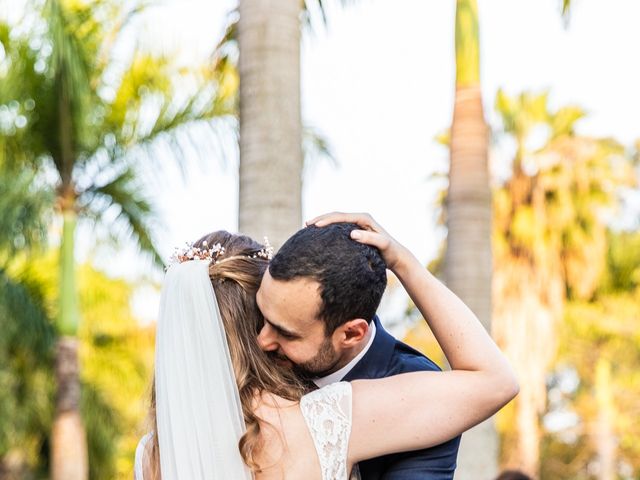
left=252, top=391, right=299, bottom=419
left=250, top=391, right=320, bottom=480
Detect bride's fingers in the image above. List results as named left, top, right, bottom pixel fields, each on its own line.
left=307, top=212, right=379, bottom=231
left=350, top=229, right=390, bottom=251
left=306, top=211, right=354, bottom=226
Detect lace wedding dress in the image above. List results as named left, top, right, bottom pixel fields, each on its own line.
left=300, top=382, right=360, bottom=480
left=134, top=382, right=360, bottom=480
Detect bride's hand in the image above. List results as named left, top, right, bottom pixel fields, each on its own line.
left=306, top=212, right=411, bottom=272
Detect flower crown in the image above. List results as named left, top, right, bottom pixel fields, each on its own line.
left=168, top=237, right=274, bottom=267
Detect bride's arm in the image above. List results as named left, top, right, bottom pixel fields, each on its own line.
left=307, top=213, right=519, bottom=463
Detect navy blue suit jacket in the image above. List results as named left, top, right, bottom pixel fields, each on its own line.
left=342, top=316, right=461, bottom=480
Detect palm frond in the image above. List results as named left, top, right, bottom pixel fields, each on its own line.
left=561, top=0, right=572, bottom=26
left=43, top=0, right=103, bottom=179
left=303, top=125, right=337, bottom=168
left=0, top=20, right=53, bottom=169
left=302, top=0, right=359, bottom=30
left=103, top=51, right=235, bottom=179
left=0, top=166, right=53, bottom=256
left=549, top=105, right=586, bottom=139
left=79, top=166, right=163, bottom=267
left=0, top=268, right=55, bottom=355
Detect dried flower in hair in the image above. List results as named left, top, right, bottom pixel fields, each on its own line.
left=166, top=235, right=273, bottom=270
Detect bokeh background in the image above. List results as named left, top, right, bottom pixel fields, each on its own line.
left=1, top=0, right=639, bottom=478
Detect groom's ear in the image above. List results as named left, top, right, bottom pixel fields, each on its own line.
left=335, top=319, right=369, bottom=347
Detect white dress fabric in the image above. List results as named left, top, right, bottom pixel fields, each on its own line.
left=134, top=432, right=152, bottom=480
left=300, top=382, right=360, bottom=480
left=135, top=381, right=359, bottom=480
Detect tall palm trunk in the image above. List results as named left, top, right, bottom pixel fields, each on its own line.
left=238, top=0, right=303, bottom=249
left=594, top=359, right=616, bottom=480
left=515, top=378, right=541, bottom=475
left=494, top=253, right=560, bottom=478
left=445, top=1, right=496, bottom=478
left=51, top=203, right=87, bottom=480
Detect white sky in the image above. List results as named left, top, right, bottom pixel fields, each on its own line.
left=80, top=0, right=640, bottom=322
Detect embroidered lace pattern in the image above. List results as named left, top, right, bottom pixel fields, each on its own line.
left=300, top=382, right=353, bottom=480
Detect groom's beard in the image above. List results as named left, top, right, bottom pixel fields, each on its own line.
left=292, top=337, right=341, bottom=380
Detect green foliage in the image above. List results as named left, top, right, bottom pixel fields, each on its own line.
left=491, top=90, right=639, bottom=475
left=0, top=268, right=55, bottom=475
left=543, top=287, right=640, bottom=478
left=82, top=382, right=121, bottom=480
left=1, top=0, right=231, bottom=270
left=0, top=252, right=155, bottom=477
left=76, top=262, right=155, bottom=479
left=0, top=0, right=226, bottom=474
left=0, top=167, right=53, bottom=257
left=598, top=230, right=640, bottom=294
left=493, top=90, right=632, bottom=301
left=455, top=0, right=480, bottom=86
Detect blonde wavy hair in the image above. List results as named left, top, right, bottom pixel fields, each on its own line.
left=146, top=231, right=307, bottom=478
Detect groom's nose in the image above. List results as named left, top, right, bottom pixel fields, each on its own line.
left=257, top=324, right=278, bottom=352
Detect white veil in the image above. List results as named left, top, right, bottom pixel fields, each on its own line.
left=154, top=259, right=253, bottom=479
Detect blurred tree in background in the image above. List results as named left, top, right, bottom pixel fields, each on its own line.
left=0, top=0, right=229, bottom=477
left=0, top=250, right=154, bottom=479
left=237, top=0, right=304, bottom=248
left=542, top=230, right=640, bottom=479
left=0, top=216, right=55, bottom=478
left=444, top=0, right=495, bottom=476
left=404, top=90, right=639, bottom=478
left=235, top=0, right=339, bottom=248
left=492, top=89, right=636, bottom=477
left=0, top=0, right=638, bottom=478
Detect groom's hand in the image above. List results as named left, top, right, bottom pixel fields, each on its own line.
left=306, top=212, right=411, bottom=272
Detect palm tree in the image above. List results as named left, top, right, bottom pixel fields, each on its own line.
left=492, top=90, right=630, bottom=477
left=0, top=1, right=232, bottom=477
left=443, top=1, right=495, bottom=477
left=552, top=229, right=640, bottom=479
left=235, top=1, right=344, bottom=248
left=237, top=0, right=303, bottom=248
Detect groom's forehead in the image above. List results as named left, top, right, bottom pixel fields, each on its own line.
left=257, top=271, right=323, bottom=326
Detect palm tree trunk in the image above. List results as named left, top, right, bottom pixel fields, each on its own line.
left=52, top=337, right=87, bottom=480
left=595, top=359, right=616, bottom=480
left=51, top=207, right=87, bottom=480
left=515, top=386, right=540, bottom=477
left=448, top=84, right=496, bottom=480
left=493, top=262, right=561, bottom=478
left=238, top=0, right=303, bottom=249
left=446, top=1, right=496, bottom=478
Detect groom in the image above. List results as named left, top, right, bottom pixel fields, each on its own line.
left=255, top=213, right=461, bottom=480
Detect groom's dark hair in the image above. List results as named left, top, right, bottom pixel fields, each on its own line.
left=269, top=223, right=387, bottom=334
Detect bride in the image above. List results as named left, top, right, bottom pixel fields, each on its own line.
left=134, top=214, right=518, bottom=479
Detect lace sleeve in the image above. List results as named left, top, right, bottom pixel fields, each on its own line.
left=300, top=382, right=353, bottom=480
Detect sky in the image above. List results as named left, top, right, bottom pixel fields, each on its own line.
left=78, top=0, right=640, bottom=322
